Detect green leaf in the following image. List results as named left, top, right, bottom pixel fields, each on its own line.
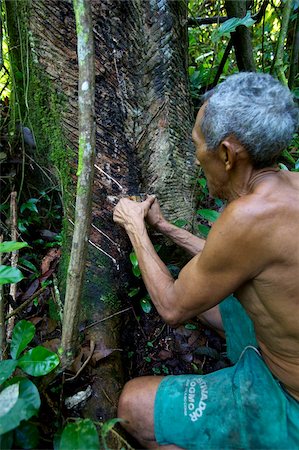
left=0, top=379, right=40, bottom=436
left=11, top=320, right=36, bottom=359
left=154, top=244, right=162, bottom=253
left=140, top=296, right=152, bottom=314
left=0, top=360, right=18, bottom=384
left=197, top=209, right=220, bottom=222
left=0, top=383, right=20, bottom=418
left=129, top=251, right=138, bottom=268
left=279, top=163, right=289, bottom=171
left=59, top=419, right=100, bottom=450
left=128, top=287, right=140, bottom=298
left=14, top=421, right=40, bottom=449
left=197, top=177, right=207, bottom=189
left=0, top=266, right=25, bottom=285
left=184, top=323, right=197, bottom=330
left=132, top=265, right=141, bottom=278
left=172, top=219, right=188, bottom=228
left=0, top=241, right=29, bottom=253
left=101, top=418, right=123, bottom=438
left=17, top=346, right=59, bottom=376
left=197, top=224, right=210, bottom=238
left=19, top=258, right=39, bottom=273
left=281, top=149, right=296, bottom=165
left=20, top=198, right=39, bottom=214
left=212, top=11, right=255, bottom=42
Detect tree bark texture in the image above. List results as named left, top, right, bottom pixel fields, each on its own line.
left=61, top=0, right=96, bottom=364
left=6, top=0, right=195, bottom=425
left=225, top=0, right=256, bottom=72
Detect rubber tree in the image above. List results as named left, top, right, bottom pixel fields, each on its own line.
left=5, top=0, right=195, bottom=424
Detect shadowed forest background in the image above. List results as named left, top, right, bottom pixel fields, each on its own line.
left=0, top=0, right=298, bottom=448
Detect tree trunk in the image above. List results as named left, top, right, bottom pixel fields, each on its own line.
left=225, top=0, right=256, bottom=72
left=5, top=0, right=195, bottom=429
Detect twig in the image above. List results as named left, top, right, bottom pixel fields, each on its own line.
left=82, top=306, right=132, bottom=331
left=131, top=306, right=147, bottom=340
left=0, top=235, right=5, bottom=359
left=7, top=192, right=18, bottom=339
left=52, top=274, right=63, bottom=321
left=5, top=286, right=47, bottom=320
left=65, top=340, right=95, bottom=382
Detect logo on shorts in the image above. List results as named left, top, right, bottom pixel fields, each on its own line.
left=184, top=378, right=208, bottom=422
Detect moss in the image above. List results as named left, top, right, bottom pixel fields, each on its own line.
left=5, top=0, right=75, bottom=290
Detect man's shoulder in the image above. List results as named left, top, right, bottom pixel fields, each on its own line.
left=218, top=195, right=267, bottom=232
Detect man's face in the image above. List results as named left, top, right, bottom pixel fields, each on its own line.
left=192, top=104, right=228, bottom=199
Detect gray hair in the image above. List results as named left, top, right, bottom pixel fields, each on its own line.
left=201, top=72, right=298, bottom=168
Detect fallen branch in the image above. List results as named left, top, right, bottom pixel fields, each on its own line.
left=82, top=306, right=132, bottom=332
left=5, top=286, right=47, bottom=320
left=65, top=340, right=95, bottom=382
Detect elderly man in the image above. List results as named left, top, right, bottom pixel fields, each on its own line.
left=113, top=72, right=299, bottom=449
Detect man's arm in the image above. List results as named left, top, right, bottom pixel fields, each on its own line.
left=114, top=197, right=265, bottom=326
left=146, top=198, right=205, bottom=256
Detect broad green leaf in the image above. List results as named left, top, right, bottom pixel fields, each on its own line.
left=197, top=209, right=220, bottom=222
left=0, top=360, right=18, bottom=384
left=140, top=296, right=152, bottom=314
left=197, top=224, right=210, bottom=238
left=59, top=419, right=100, bottom=450
left=0, top=266, right=25, bottom=285
left=15, top=421, right=40, bottom=449
left=295, top=159, right=299, bottom=170
left=11, top=320, right=36, bottom=359
left=129, top=251, right=138, bottom=268
left=18, top=346, right=59, bottom=376
left=0, top=241, right=29, bottom=253
left=0, top=383, right=19, bottom=417
left=0, top=379, right=40, bottom=436
left=212, top=11, right=255, bottom=42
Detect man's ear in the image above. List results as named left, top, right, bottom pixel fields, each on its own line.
left=219, top=136, right=242, bottom=172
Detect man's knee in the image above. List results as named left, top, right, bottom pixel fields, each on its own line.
left=118, top=378, right=139, bottom=423
left=118, top=376, right=163, bottom=443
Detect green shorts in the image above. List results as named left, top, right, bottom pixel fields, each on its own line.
left=154, top=295, right=299, bottom=449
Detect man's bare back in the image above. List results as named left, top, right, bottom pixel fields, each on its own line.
left=234, top=170, right=299, bottom=399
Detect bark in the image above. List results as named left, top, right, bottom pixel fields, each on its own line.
left=271, top=0, right=293, bottom=85
left=61, top=0, right=96, bottom=365
left=225, top=0, right=256, bottom=72
left=6, top=0, right=195, bottom=432
left=288, top=7, right=299, bottom=90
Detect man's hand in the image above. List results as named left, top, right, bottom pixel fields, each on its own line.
left=113, top=196, right=156, bottom=232
left=146, top=198, right=166, bottom=229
